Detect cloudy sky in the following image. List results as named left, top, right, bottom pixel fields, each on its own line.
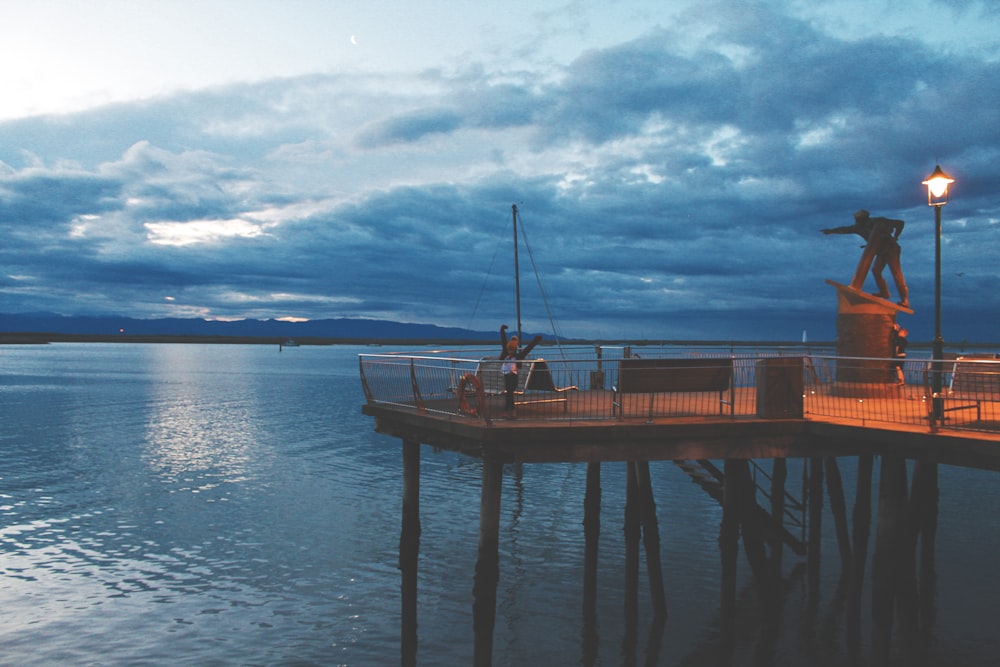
left=1, top=0, right=998, bottom=342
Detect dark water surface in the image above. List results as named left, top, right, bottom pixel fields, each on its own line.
left=1, top=343, right=998, bottom=666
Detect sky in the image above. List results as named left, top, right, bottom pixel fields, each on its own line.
left=1, top=0, right=999, bottom=342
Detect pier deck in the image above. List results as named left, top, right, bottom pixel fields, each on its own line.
left=364, top=388, right=1000, bottom=470
left=361, top=351, right=1000, bottom=470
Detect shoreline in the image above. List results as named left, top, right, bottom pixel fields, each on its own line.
left=0, top=332, right=492, bottom=346
left=3, top=331, right=998, bottom=351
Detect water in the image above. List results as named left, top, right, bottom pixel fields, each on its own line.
left=1, top=343, right=999, bottom=666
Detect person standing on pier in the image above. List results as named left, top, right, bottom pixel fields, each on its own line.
left=892, top=323, right=908, bottom=384
left=822, top=209, right=909, bottom=308
left=499, top=324, right=542, bottom=418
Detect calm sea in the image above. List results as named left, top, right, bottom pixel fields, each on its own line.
left=1, top=343, right=998, bottom=666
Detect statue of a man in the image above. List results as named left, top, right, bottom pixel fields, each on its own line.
left=822, top=209, right=909, bottom=308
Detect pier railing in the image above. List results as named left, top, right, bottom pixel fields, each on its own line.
left=803, top=355, right=1000, bottom=433
left=359, top=352, right=1000, bottom=433
left=802, top=356, right=932, bottom=427
left=359, top=351, right=757, bottom=421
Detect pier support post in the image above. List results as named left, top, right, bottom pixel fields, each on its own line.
left=400, top=438, right=421, bottom=667
left=770, top=458, right=788, bottom=576
left=623, top=462, right=640, bottom=649
left=473, top=458, right=504, bottom=667
left=583, top=463, right=601, bottom=619
left=825, top=457, right=852, bottom=575
left=847, top=455, right=873, bottom=654
left=896, top=460, right=939, bottom=660
left=634, top=461, right=667, bottom=619
left=719, top=459, right=740, bottom=656
left=872, top=454, right=907, bottom=664
left=911, top=461, right=939, bottom=634
left=582, top=462, right=601, bottom=663
left=807, top=457, right=824, bottom=598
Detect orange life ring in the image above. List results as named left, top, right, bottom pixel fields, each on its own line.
left=457, top=373, right=485, bottom=417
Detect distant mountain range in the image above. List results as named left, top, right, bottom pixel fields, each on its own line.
left=0, top=312, right=501, bottom=342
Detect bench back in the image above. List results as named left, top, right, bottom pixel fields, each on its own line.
left=617, top=357, right=732, bottom=394
left=478, top=359, right=523, bottom=394
left=950, top=357, right=1000, bottom=395
left=477, top=358, right=554, bottom=394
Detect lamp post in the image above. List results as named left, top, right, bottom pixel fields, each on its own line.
left=922, top=165, right=955, bottom=425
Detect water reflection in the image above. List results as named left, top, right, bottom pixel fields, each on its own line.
left=407, top=454, right=955, bottom=666
left=142, top=345, right=271, bottom=493
left=3, top=344, right=998, bottom=665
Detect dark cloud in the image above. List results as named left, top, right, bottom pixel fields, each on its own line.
left=1, top=4, right=998, bottom=342
left=355, top=108, right=464, bottom=148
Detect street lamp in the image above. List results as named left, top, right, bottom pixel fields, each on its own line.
left=922, top=165, right=955, bottom=425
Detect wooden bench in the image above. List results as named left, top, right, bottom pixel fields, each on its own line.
left=613, top=357, right=734, bottom=419
left=476, top=358, right=578, bottom=410
left=939, top=356, right=1000, bottom=421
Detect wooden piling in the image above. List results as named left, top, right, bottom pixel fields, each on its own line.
left=634, top=461, right=667, bottom=618
left=896, top=460, right=926, bottom=661
left=623, top=462, right=640, bottom=648
left=731, top=460, right=769, bottom=582
left=770, top=458, right=788, bottom=576
left=911, top=461, right=939, bottom=633
left=847, top=454, right=873, bottom=653
left=583, top=462, right=601, bottom=627
left=400, top=438, right=421, bottom=667
left=807, top=457, right=824, bottom=597
left=825, top=456, right=852, bottom=574
left=473, top=458, right=504, bottom=667
left=719, top=459, right=740, bottom=655
left=872, top=454, right=906, bottom=664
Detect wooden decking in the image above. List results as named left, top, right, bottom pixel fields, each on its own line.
left=362, top=385, right=1000, bottom=471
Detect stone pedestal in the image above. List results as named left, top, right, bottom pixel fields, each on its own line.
left=826, top=280, right=913, bottom=395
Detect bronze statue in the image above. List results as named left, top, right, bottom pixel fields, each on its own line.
left=822, top=209, right=909, bottom=308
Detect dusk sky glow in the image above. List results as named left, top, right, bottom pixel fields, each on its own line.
left=1, top=0, right=998, bottom=341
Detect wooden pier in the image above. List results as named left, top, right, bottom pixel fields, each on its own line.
left=360, top=352, right=1000, bottom=666
left=364, top=387, right=1000, bottom=468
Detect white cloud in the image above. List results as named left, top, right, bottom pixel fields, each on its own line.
left=144, top=219, right=268, bottom=246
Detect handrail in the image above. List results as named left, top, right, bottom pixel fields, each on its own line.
left=359, top=352, right=1000, bottom=433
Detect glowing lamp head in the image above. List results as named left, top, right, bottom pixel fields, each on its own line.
left=922, top=165, right=955, bottom=206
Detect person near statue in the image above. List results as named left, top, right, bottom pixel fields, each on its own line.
left=822, top=209, right=909, bottom=308
left=499, top=324, right=542, bottom=418
left=892, top=323, right=908, bottom=384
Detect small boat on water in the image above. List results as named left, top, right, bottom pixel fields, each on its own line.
left=280, top=338, right=300, bottom=350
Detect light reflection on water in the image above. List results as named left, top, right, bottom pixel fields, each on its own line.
left=1, top=343, right=999, bottom=666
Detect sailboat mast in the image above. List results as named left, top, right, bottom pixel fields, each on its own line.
left=512, top=204, right=522, bottom=341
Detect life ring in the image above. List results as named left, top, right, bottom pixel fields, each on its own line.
left=457, top=373, right=485, bottom=417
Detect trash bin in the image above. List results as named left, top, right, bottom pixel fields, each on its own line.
left=589, top=370, right=605, bottom=390
left=756, top=358, right=804, bottom=418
